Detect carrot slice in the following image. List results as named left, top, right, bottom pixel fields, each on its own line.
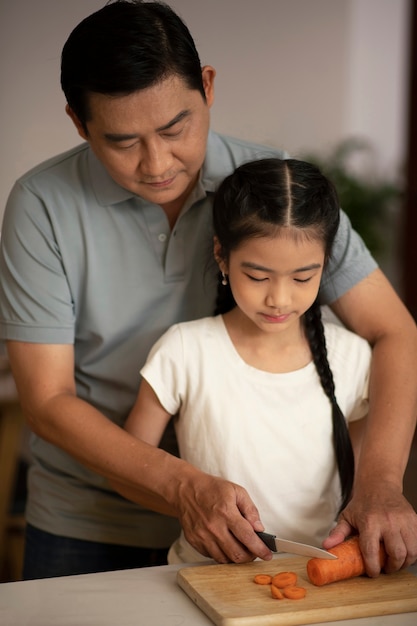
left=253, top=574, right=272, bottom=585
left=306, top=536, right=386, bottom=586
left=271, top=571, right=298, bottom=588
left=283, top=586, right=307, bottom=600
left=271, top=584, right=285, bottom=599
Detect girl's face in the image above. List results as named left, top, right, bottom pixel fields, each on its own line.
left=218, top=230, right=325, bottom=333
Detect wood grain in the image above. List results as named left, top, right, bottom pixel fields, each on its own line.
left=177, top=556, right=417, bottom=625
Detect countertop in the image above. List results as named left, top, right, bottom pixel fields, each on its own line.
left=1, top=560, right=416, bottom=626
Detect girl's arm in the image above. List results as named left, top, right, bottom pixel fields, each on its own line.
left=124, top=379, right=172, bottom=446
left=348, top=417, right=366, bottom=473
left=108, top=378, right=173, bottom=509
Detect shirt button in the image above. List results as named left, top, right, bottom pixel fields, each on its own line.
left=158, top=233, right=167, bottom=242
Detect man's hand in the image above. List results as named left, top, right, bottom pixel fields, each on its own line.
left=323, top=481, right=417, bottom=577
left=175, top=470, right=273, bottom=564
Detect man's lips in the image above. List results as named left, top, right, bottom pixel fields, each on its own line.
left=143, top=175, right=177, bottom=188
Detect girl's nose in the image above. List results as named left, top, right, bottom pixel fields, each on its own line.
left=265, top=283, right=290, bottom=309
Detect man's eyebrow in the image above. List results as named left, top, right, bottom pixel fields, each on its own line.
left=104, top=110, right=192, bottom=142
left=241, top=261, right=322, bottom=273
left=156, top=109, right=191, bottom=132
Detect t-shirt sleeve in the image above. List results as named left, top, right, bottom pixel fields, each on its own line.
left=319, top=210, right=378, bottom=305
left=346, top=367, right=370, bottom=423
left=0, top=181, right=75, bottom=343
left=328, top=324, right=372, bottom=423
left=140, top=325, right=185, bottom=417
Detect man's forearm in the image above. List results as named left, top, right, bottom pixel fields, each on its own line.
left=19, top=388, right=194, bottom=516
left=330, top=269, right=417, bottom=492
left=354, top=329, right=417, bottom=492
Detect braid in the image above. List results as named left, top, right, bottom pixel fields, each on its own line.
left=304, top=300, right=354, bottom=512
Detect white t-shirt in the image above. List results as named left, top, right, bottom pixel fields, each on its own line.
left=141, top=316, right=371, bottom=563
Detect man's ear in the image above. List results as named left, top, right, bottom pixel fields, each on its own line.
left=213, top=236, right=227, bottom=273
left=65, top=104, right=88, bottom=141
left=201, top=65, right=216, bottom=108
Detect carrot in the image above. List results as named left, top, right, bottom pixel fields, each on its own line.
left=271, top=584, right=285, bottom=599
left=254, top=570, right=306, bottom=601
left=253, top=574, right=272, bottom=585
left=306, top=536, right=386, bottom=586
left=283, top=586, right=307, bottom=600
left=271, top=571, right=298, bottom=588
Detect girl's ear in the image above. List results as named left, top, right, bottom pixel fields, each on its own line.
left=213, top=237, right=227, bottom=273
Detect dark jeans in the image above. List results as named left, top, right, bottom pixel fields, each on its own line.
left=23, top=523, right=169, bottom=580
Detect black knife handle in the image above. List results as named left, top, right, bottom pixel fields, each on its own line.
left=255, top=530, right=277, bottom=552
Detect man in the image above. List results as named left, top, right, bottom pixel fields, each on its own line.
left=0, top=0, right=416, bottom=579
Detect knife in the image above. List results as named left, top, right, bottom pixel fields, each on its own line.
left=255, top=531, right=337, bottom=560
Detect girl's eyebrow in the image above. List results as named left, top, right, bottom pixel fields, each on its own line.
left=241, top=261, right=322, bottom=273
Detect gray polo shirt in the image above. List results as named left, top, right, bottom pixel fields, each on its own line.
left=0, top=131, right=377, bottom=546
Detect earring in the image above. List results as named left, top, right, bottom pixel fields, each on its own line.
left=221, top=272, right=228, bottom=286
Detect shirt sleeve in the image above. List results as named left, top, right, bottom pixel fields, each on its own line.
left=0, top=180, right=75, bottom=343
left=140, top=325, right=185, bottom=416
left=346, top=367, right=370, bottom=423
left=319, top=210, right=378, bottom=305
left=327, top=323, right=372, bottom=423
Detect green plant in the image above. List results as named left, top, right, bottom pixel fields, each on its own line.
left=303, top=138, right=402, bottom=258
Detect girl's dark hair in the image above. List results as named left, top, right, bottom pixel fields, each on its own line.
left=213, top=158, right=354, bottom=512
left=61, top=1, right=205, bottom=129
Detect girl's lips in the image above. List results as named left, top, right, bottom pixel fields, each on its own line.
left=260, top=312, right=291, bottom=323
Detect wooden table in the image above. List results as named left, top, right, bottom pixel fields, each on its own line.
left=0, top=561, right=416, bottom=626
left=0, top=366, right=25, bottom=580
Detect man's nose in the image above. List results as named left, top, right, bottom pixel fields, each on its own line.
left=140, top=138, right=173, bottom=178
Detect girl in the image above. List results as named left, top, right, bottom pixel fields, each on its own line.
left=124, top=158, right=371, bottom=563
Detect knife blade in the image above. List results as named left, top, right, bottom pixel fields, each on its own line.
left=255, top=531, right=337, bottom=560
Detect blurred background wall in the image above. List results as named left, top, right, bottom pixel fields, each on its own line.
left=0, top=0, right=412, bottom=289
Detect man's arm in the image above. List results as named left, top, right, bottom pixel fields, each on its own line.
left=7, top=340, right=271, bottom=564
left=326, top=268, right=417, bottom=576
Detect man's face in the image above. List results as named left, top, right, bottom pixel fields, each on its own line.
left=67, top=68, right=215, bottom=217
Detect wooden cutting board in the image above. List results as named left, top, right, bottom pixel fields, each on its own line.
left=177, top=556, right=417, bottom=625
